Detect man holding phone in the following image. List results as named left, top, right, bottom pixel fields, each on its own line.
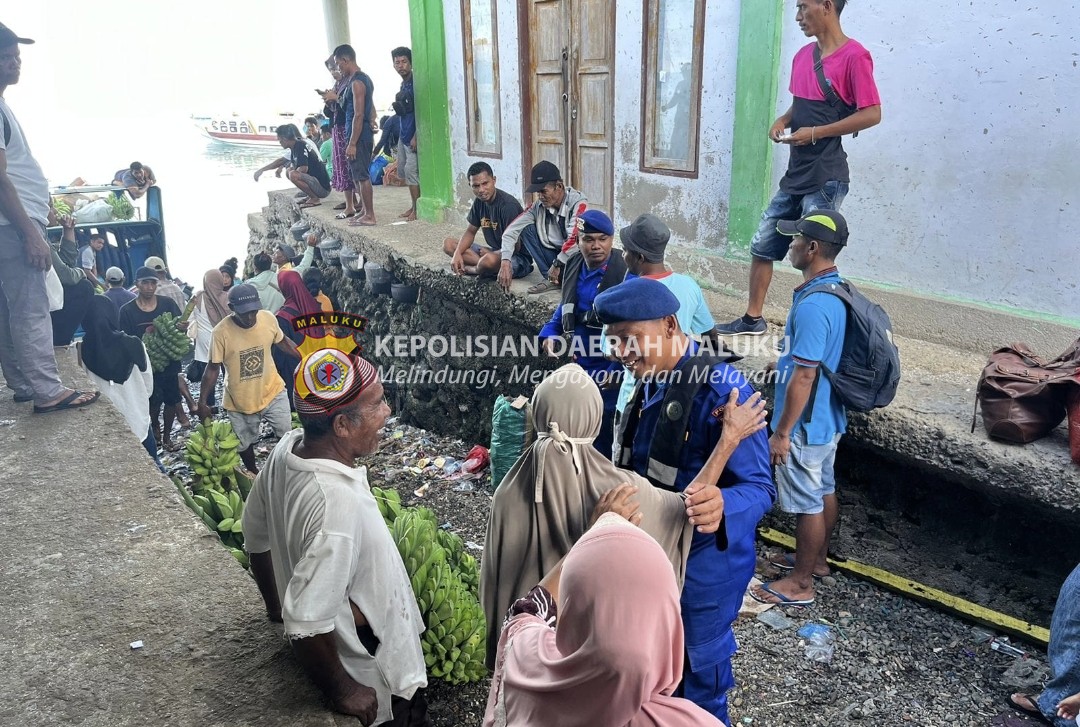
left=716, top=0, right=881, bottom=337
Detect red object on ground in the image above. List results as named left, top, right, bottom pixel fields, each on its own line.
left=462, top=445, right=490, bottom=473
left=1068, top=386, right=1080, bottom=466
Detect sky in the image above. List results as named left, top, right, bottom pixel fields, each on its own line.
left=4, top=0, right=411, bottom=126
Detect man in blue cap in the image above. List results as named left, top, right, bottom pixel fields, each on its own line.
left=538, top=209, right=626, bottom=455
left=595, top=276, right=775, bottom=725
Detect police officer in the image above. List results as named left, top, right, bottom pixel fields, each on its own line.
left=538, top=209, right=626, bottom=456
left=594, top=276, right=775, bottom=725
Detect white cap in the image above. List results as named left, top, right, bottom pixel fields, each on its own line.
left=105, top=266, right=125, bottom=283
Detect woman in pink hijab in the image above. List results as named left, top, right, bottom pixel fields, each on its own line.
left=484, top=511, right=723, bottom=727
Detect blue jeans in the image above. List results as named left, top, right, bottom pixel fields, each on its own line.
left=518, top=224, right=559, bottom=279
left=1039, top=563, right=1080, bottom=726
left=750, top=180, right=849, bottom=261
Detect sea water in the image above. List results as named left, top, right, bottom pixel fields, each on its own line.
left=29, top=114, right=293, bottom=286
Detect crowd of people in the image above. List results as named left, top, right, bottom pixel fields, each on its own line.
left=3, top=4, right=1078, bottom=726
left=253, top=43, right=418, bottom=226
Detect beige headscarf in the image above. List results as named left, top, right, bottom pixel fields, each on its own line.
left=480, top=364, right=693, bottom=669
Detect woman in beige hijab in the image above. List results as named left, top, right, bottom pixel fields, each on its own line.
left=480, top=363, right=765, bottom=669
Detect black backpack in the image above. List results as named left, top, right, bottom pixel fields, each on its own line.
left=799, top=279, right=901, bottom=413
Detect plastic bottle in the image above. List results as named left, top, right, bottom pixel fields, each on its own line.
left=797, top=623, right=835, bottom=663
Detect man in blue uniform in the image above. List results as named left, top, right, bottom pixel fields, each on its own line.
left=538, top=209, right=626, bottom=455
left=595, top=277, right=775, bottom=725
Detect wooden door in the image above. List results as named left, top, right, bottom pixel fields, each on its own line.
left=523, top=0, right=614, bottom=215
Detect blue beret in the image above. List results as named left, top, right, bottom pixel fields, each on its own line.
left=577, top=209, right=614, bottom=236
left=593, top=277, right=680, bottom=324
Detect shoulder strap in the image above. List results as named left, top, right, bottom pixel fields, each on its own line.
left=812, top=45, right=859, bottom=137
left=793, top=281, right=849, bottom=424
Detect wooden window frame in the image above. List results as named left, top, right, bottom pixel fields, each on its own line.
left=639, top=0, right=706, bottom=178
left=462, top=0, right=503, bottom=158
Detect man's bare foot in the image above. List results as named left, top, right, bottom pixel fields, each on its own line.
left=399, top=207, right=417, bottom=219
left=463, top=265, right=479, bottom=275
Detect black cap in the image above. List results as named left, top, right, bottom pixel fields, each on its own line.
left=0, top=23, right=34, bottom=47
left=619, top=214, right=671, bottom=263
left=134, top=266, right=158, bottom=283
left=776, top=209, right=849, bottom=246
left=525, top=160, right=561, bottom=193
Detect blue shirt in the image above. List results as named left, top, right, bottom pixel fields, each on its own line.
left=773, top=268, right=848, bottom=445
left=398, top=76, right=416, bottom=144
left=615, top=271, right=715, bottom=413
left=539, top=259, right=622, bottom=381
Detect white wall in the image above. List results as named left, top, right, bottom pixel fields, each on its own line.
left=611, top=1, right=741, bottom=247
left=444, top=0, right=526, bottom=218
left=772, top=1, right=1080, bottom=320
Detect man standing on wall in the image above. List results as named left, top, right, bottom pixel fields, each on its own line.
left=334, top=44, right=377, bottom=226
left=391, top=46, right=420, bottom=222
left=715, top=0, right=880, bottom=336
left=0, top=23, right=98, bottom=413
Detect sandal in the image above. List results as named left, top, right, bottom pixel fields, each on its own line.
left=749, top=582, right=815, bottom=607
left=333, top=202, right=347, bottom=210
left=769, top=553, right=829, bottom=580
left=527, top=280, right=560, bottom=295
left=299, top=202, right=322, bottom=209
left=348, top=217, right=376, bottom=227
left=1006, top=694, right=1050, bottom=723
left=13, top=392, right=34, bottom=403
left=335, top=211, right=356, bottom=219
left=33, top=389, right=100, bottom=414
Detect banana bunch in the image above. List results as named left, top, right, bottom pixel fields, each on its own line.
left=436, top=529, right=479, bottom=597
left=172, top=477, right=247, bottom=566
left=144, top=311, right=192, bottom=372
left=291, top=412, right=302, bottom=430
left=419, top=558, right=488, bottom=683
left=377, top=504, right=487, bottom=684
left=185, top=419, right=244, bottom=493
left=371, top=486, right=403, bottom=522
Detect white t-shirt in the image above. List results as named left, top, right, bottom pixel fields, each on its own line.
left=192, top=300, right=213, bottom=363
left=0, top=97, right=51, bottom=227
left=242, top=430, right=427, bottom=724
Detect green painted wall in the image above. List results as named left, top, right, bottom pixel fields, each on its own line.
left=408, top=0, right=454, bottom=222
left=726, top=0, right=785, bottom=259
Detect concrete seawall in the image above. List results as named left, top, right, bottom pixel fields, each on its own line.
left=249, top=187, right=1080, bottom=518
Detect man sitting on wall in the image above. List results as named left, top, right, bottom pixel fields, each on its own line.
left=242, top=349, right=430, bottom=725
left=496, top=161, right=587, bottom=295
left=443, top=161, right=532, bottom=281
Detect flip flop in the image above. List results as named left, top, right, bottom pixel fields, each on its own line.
left=769, top=553, right=828, bottom=580
left=749, top=582, right=815, bottom=607
left=527, top=280, right=560, bottom=295
left=1006, top=694, right=1050, bottom=723
left=333, top=202, right=347, bottom=210
left=13, top=393, right=34, bottom=403
left=348, top=218, right=376, bottom=227
left=299, top=202, right=322, bottom=209
left=33, top=389, right=100, bottom=414
left=335, top=211, right=356, bottom=219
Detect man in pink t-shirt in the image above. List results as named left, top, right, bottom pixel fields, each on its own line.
left=717, top=0, right=881, bottom=337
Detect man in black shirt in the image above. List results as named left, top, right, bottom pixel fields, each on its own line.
left=279, top=125, right=331, bottom=209
left=119, top=266, right=187, bottom=450
left=444, top=162, right=532, bottom=281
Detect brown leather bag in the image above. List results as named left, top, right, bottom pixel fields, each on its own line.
left=973, top=340, right=1080, bottom=444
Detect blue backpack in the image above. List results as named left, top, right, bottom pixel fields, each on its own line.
left=801, top=279, right=901, bottom=412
